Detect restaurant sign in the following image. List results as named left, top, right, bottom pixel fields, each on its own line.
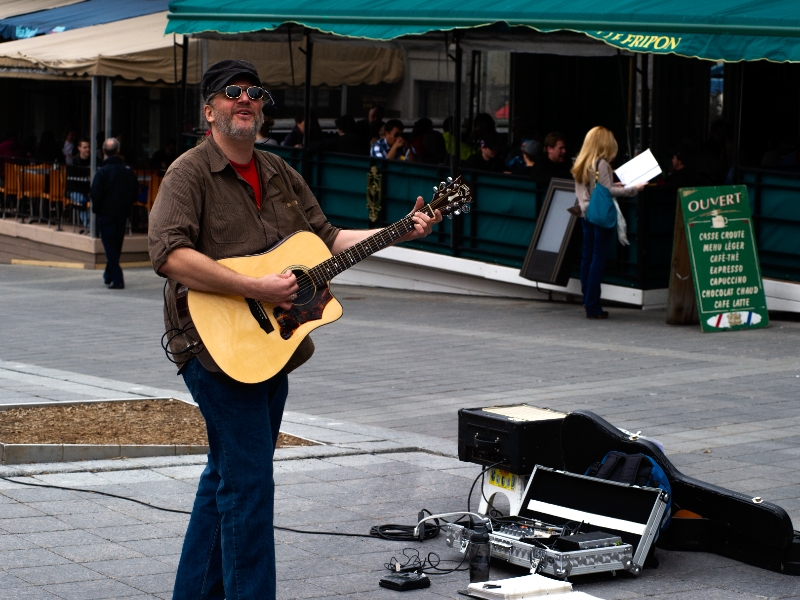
left=593, top=31, right=682, bottom=53
left=680, top=185, right=768, bottom=333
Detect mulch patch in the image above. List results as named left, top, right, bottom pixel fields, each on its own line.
left=0, top=399, right=316, bottom=448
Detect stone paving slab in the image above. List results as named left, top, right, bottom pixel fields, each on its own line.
left=1, top=265, right=800, bottom=598
left=0, top=449, right=798, bottom=599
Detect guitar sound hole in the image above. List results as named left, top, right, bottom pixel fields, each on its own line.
left=289, top=268, right=315, bottom=305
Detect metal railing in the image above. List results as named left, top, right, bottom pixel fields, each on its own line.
left=0, top=157, right=162, bottom=236
left=742, top=167, right=800, bottom=283
left=268, top=147, right=676, bottom=290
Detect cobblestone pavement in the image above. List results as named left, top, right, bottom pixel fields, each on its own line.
left=1, top=264, right=799, bottom=599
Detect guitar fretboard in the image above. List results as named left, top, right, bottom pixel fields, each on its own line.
left=309, top=206, right=433, bottom=286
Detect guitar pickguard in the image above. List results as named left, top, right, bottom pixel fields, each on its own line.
left=273, top=286, right=333, bottom=340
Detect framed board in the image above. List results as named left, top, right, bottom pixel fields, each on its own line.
left=678, top=185, right=769, bottom=332
left=520, top=178, right=581, bottom=286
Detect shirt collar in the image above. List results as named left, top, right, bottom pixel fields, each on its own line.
left=205, top=135, right=230, bottom=173
left=205, top=134, right=278, bottom=181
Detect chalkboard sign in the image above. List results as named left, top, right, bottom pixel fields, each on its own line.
left=680, top=185, right=769, bottom=332
left=520, top=178, right=581, bottom=286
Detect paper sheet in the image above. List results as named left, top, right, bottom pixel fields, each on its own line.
left=615, top=149, right=661, bottom=186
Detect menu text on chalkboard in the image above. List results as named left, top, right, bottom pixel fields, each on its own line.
left=680, top=185, right=769, bottom=332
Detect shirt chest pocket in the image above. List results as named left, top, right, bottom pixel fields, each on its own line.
left=282, top=200, right=312, bottom=233
left=207, top=201, right=248, bottom=244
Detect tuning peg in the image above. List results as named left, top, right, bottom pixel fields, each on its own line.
left=454, top=209, right=461, bottom=216
left=446, top=214, right=453, bottom=219
left=447, top=177, right=453, bottom=182
left=463, top=204, right=471, bottom=213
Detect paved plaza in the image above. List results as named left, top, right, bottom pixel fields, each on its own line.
left=1, top=264, right=799, bottom=599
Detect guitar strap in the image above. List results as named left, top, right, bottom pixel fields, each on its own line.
left=270, top=174, right=314, bottom=232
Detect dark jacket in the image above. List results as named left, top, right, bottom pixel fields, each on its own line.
left=65, top=156, right=91, bottom=196
left=310, top=132, right=369, bottom=155
left=464, top=153, right=506, bottom=173
left=90, top=155, right=138, bottom=218
left=539, top=158, right=573, bottom=182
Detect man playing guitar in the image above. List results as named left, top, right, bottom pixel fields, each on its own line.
left=148, top=60, right=441, bottom=599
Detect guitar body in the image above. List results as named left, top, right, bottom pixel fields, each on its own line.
left=183, top=176, right=473, bottom=384
left=187, top=231, right=343, bottom=383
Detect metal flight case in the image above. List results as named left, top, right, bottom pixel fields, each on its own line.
left=444, top=466, right=669, bottom=579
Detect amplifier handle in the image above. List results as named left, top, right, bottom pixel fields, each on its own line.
left=474, top=434, right=500, bottom=448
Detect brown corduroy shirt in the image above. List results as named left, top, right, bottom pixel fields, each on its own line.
left=148, top=135, right=340, bottom=374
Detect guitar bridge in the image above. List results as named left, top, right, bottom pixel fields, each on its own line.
left=246, top=298, right=275, bottom=334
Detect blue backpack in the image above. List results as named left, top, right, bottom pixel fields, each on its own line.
left=586, top=451, right=672, bottom=532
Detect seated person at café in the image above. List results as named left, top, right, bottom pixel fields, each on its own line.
left=357, top=105, right=385, bottom=144
left=65, top=138, right=92, bottom=231
left=464, top=137, right=506, bottom=173
left=442, top=116, right=475, bottom=161
left=539, top=132, right=573, bottom=182
left=370, top=119, right=405, bottom=159
left=405, top=118, right=446, bottom=164
left=513, top=140, right=547, bottom=184
left=282, top=111, right=324, bottom=147
left=150, top=139, right=177, bottom=171
left=254, top=118, right=278, bottom=149
left=666, top=144, right=707, bottom=189
left=312, top=115, right=369, bottom=155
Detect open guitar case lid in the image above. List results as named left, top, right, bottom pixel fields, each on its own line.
left=559, top=410, right=800, bottom=575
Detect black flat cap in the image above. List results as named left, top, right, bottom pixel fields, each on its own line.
left=202, top=60, right=261, bottom=99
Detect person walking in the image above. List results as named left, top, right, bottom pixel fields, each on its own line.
left=90, top=137, right=138, bottom=289
left=572, top=126, right=643, bottom=319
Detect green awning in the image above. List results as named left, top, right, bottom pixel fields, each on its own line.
left=166, top=0, right=800, bottom=63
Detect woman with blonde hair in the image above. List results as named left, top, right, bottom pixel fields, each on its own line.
left=571, top=126, right=643, bottom=319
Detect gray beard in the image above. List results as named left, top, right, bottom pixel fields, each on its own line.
left=212, top=105, right=264, bottom=141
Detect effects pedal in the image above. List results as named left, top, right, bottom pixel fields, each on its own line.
left=379, top=572, right=431, bottom=591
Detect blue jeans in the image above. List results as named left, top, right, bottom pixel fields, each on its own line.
left=580, top=218, right=614, bottom=316
left=67, top=191, right=89, bottom=228
left=174, top=358, right=288, bottom=600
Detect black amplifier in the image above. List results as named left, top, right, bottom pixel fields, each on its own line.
left=458, top=404, right=565, bottom=473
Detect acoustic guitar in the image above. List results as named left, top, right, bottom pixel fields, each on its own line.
left=187, top=176, right=473, bottom=383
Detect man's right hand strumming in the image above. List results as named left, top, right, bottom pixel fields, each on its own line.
left=159, top=247, right=298, bottom=310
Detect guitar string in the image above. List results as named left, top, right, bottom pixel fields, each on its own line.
left=288, top=194, right=464, bottom=298
left=265, top=184, right=469, bottom=305
left=287, top=197, right=459, bottom=298
left=289, top=217, right=416, bottom=297
left=292, top=185, right=470, bottom=297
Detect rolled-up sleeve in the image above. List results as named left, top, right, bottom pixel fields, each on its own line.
left=147, top=165, right=203, bottom=276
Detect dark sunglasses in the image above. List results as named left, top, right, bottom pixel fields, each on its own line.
left=219, top=85, right=275, bottom=104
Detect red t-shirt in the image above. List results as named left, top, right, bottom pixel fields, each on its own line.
left=229, top=156, right=262, bottom=210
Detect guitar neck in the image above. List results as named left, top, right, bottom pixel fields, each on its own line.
left=309, top=205, right=435, bottom=285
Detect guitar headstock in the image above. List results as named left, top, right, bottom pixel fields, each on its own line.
left=428, top=176, right=473, bottom=219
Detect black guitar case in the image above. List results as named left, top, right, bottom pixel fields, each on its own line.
left=559, top=411, right=800, bottom=575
